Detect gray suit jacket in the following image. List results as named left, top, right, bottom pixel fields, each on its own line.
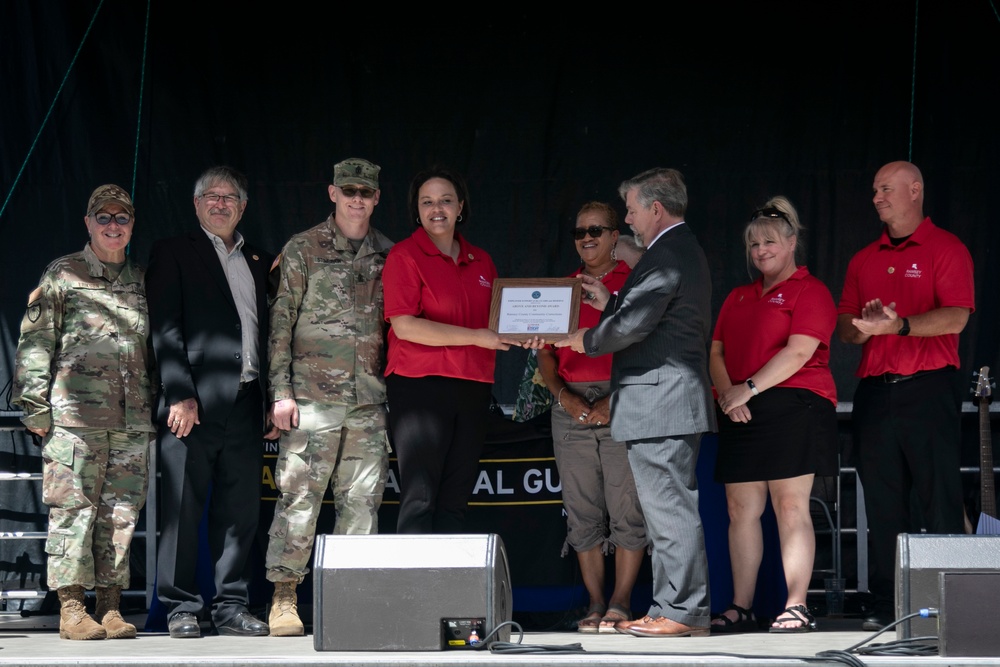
left=584, top=223, right=716, bottom=441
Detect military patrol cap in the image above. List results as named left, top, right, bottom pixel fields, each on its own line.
left=333, top=158, right=380, bottom=189
left=86, top=184, right=135, bottom=217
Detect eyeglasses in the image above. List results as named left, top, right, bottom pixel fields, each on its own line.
left=571, top=225, right=614, bottom=240
left=199, top=193, right=242, bottom=206
left=749, top=207, right=789, bottom=222
left=93, top=212, right=132, bottom=225
left=339, top=186, right=377, bottom=199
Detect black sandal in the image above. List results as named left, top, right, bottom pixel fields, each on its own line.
left=769, top=604, right=816, bottom=633
left=710, top=603, right=757, bottom=633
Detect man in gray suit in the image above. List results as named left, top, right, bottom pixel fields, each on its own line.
left=557, top=167, right=715, bottom=637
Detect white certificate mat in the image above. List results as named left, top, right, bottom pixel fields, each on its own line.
left=489, top=278, right=581, bottom=341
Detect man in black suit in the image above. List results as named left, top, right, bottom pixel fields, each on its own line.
left=146, top=166, right=275, bottom=638
left=558, top=167, right=715, bottom=637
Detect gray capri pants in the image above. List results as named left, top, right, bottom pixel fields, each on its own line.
left=552, top=381, right=647, bottom=553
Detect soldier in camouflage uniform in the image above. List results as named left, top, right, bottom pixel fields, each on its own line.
left=13, top=184, right=154, bottom=640
left=264, top=158, right=393, bottom=636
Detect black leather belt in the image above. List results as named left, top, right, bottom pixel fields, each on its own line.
left=870, top=368, right=946, bottom=384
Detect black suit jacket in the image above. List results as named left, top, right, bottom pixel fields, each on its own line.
left=145, top=229, right=273, bottom=425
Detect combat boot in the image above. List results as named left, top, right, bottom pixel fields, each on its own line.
left=268, top=581, right=304, bottom=636
left=95, top=585, right=137, bottom=639
left=57, top=585, right=106, bottom=640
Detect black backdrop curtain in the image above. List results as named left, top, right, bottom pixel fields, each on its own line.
left=2, top=1, right=999, bottom=588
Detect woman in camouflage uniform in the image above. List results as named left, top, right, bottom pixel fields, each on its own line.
left=13, top=184, right=154, bottom=640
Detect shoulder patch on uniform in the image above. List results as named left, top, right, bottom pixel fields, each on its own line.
left=27, top=285, right=42, bottom=324
left=26, top=287, right=43, bottom=322
left=270, top=253, right=282, bottom=272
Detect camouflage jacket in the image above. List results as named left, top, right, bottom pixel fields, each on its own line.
left=268, top=216, right=393, bottom=407
left=14, top=243, right=155, bottom=433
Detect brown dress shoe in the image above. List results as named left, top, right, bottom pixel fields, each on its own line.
left=615, top=614, right=652, bottom=634
left=618, top=615, right=710, bottom=637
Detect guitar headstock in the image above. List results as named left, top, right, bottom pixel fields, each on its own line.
left=971, top=365, right=995, bottom=405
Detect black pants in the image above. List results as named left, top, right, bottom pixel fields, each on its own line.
left=386, top=374, right=491, bottom=534
left=852, top=369, right=964, bottom=601
left=156, top=383, right=263, bottom=624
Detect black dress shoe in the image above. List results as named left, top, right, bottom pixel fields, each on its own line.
left=862, top=598, right=894, bottom=631
left=168, top=612, right=201, bottom=638
left=216, top=611, right=269, bottom=636
left=862, top=611, right=893, bottom=631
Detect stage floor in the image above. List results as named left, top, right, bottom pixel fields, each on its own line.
left=0, top=617, right=989, bottom=667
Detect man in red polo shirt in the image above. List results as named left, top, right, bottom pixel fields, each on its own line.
left=836, top=161, right=975, bottom=631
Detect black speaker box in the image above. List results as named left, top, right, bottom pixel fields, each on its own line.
left=312, top=533, right=512, bottom=651
left=895, top=533, right=1000, bottom=639
left=939, top=571, right=1000, bottom=656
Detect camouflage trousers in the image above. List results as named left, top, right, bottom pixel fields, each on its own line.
left=41, top=426, right=150, bottom=589
left=265, top=402, right=389, bottom=583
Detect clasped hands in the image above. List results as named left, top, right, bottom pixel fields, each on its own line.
left=851, top=299, right=901, bottom=336
left=716, top=384, right=753, bottom=423
left=560, top=390, right=611, bottom=427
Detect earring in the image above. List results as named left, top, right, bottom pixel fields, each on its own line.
left=457, top=215, right=463, bottom=223
left=611, top=244, right=617, bottom=262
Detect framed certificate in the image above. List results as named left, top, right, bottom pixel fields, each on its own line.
left=488, top=278, right=581, bottom=342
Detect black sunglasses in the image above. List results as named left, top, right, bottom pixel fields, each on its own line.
left=749, top=207, right=789, bottom=223
left=339, top=186, right=377, bottom=199
left=571, top=225, right=614, bottom=240
left=93, top=213, right=132, bottom=225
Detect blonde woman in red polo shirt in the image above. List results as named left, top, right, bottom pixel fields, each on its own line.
left=708, top=196, right=838, bottom=634
left=383, top=167, right=528, bottom=534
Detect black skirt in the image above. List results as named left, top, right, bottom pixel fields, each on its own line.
left=714, top=386, right=839, bottom=484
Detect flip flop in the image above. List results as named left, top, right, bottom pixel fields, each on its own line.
left=598, top=604, right=631, bottom=634
left=769, top=604, right=816, bottom=633
left=577, top=603, right=607, bottom=633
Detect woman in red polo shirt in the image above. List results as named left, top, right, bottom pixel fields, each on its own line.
left=708, top=196, right=838, bottom=634
left=537, top=202, right=646, bottom=634
left=383, top=167, right=522, bottom=534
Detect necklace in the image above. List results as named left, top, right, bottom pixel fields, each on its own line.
left=582, top=262, right=615, bottom=282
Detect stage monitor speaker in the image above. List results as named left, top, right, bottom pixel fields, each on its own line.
left=939, top=571, right=1000, bottom=656
left=894, top=533, right=1000, bottom=639
left=312, top=533, right=512, bottom=651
